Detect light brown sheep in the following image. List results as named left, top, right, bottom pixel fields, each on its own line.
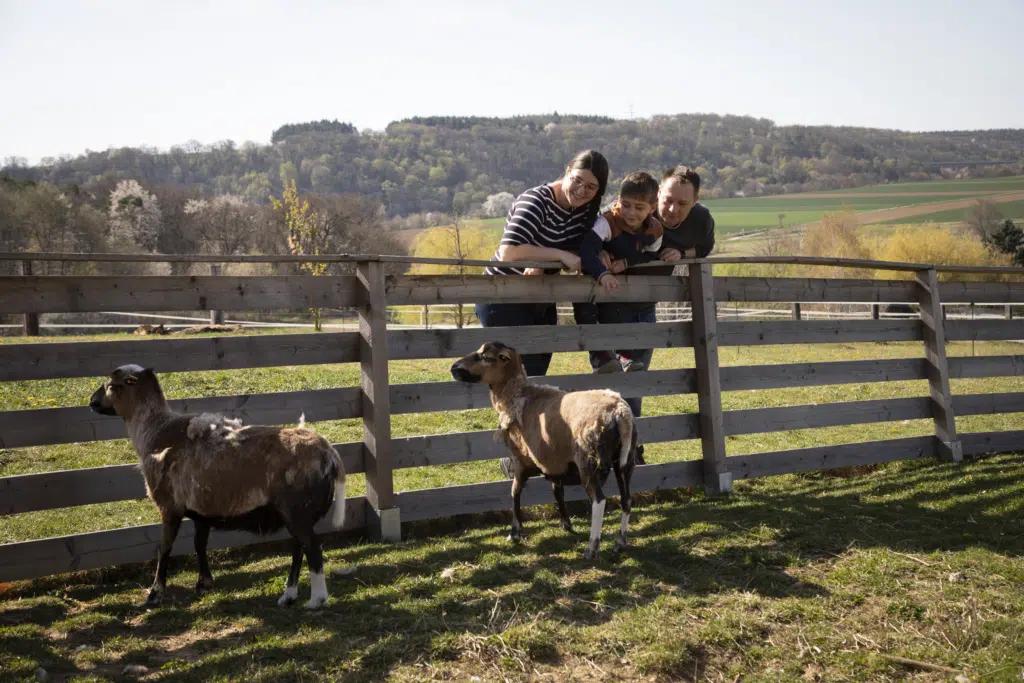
left=450, top=342, right=639, bottom=559
left=89, top=365, right=346, bottom=609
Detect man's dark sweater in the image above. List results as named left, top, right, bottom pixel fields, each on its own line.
left=643, top=203, right=715, bottom=275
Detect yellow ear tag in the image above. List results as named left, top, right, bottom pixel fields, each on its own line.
left=124, top=377, right=137, bottom=386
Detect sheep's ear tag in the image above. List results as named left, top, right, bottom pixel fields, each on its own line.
left=124, top=376, right=137, bottom=386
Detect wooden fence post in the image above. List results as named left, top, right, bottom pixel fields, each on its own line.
left=872, top=304, right=880, bottom=320
left=21, top=260, right=39, bottom=336
left=689, top=263, right=731, bottom=495
left=357, top=259, right=400, bottom=540
left=791, top=302, right=801, bottom=320
left=916, top=268, right=962, bottom=462
left=209, top=264, right=224, bottom=325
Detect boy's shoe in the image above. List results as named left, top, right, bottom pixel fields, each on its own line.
left=595, top=358, right=624, bottom=374
left=622, top=358, right=646, bottom=372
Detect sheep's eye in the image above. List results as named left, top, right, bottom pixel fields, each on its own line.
left=482, top=356, right=496, bottom=363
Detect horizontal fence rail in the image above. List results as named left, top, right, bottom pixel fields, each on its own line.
left=2, top=256, right=1023, bottom=583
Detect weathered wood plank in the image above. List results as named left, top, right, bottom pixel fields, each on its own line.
left=396, top=460, right=704, bottom=522
left=961, top=430, right=1024, bottom=455
left=358, top=262, right=397, bottom=538
left=0, top=442, right=365, bottom=516
left=938, top=281, right=1024, bottom=304
left=723, top=397, right=933, bottom=436
left=715, top=277, right=918, bottom=304
left=389, top=369, right=697, bottom=415
left=945, top=319, right=1024, bottom=342
left=0, top=496, right=367, bottom=583
left=0, top=387, right=363, bottom=449
left=717, top=320, right=921, bottom=346
left=953, top=392, right=1024, bottom=416
left=728, top=436, right=935, bottom=479
left=385, top=274, right=688, bottom=305
left=390, top=414, right=701, bottom=470
left=720, top=358, right=928, bottom=392
left=948, top=355, right=1024, bottom=379
left=918, top=268, right=961, bottom=461
left=0, top=332, right=361, bottom=381
left=0, top=276, right=359, bottom=314
left=389, top=322, right=693, bottom=361
left=690, top=263, right=730, bottom=495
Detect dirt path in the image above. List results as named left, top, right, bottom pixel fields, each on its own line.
left=805, top=190, right=1024, bottom=227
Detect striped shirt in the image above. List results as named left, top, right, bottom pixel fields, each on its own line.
left=484, top=184, right=593, bottom=276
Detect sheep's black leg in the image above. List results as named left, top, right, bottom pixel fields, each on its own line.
left=291, top=522, right=328, bottom=609
left=613, top=463, right=633, bottom=552
left=277, top=537, right=304, bottom=607
left=509, top=472, right=527, bottom=543
left=579, top=463, right=607, bottom=561
left=145, top=513, right=182, bottom=607
left=193, top=519, right=214, bottom=595
left=551, top=478, right=573, bottom=533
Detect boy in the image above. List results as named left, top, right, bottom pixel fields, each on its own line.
left=577, top=171, right=663, bottom=416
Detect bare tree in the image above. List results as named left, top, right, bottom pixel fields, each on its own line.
left=966, top=199, right=1004, bottom=239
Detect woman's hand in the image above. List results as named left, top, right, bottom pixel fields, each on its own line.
left=659, top=248, right=682, bottom=262
left=598, top=250, right=614, bottom=272
left=610, top=258, right=627, bottom=274
left=523, top=267, right=545, bottom=276
left=559, top=251, right=582, bottom=274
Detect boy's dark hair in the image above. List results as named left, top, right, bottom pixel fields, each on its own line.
left=662, top=165, right=701, bottom=194
left=619, top=171, right=659, bottom=204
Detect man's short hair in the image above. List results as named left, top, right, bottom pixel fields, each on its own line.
left=619, top=171, right=659, bottom=204
left=662, top=165, right=701, bottom=194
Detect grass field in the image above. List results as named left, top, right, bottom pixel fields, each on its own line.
left=832, top=176, right=1024, bottom=195
left=2, top=332, right=1024, bottom=681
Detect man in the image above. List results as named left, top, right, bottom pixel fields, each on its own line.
left=654, top=165, right=716, bottom=263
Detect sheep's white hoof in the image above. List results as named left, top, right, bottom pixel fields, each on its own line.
left=305, top=596, right=328, bottom=610
left=583, top=541, right=600, bottom=561
left=507, top=532, right=523, bottom=544
left=277, top=584, right=298, bottom=607
left=143, top=588, right=163, bottom=608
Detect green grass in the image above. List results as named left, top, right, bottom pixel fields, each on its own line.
left=879, top=199, right=1024, bottom=226
left=3, top=334, right=1024, bottom=680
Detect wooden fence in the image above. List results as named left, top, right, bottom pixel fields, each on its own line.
left=2, top=253, right=1024, bottom=583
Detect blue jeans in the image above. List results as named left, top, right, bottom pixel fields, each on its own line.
left=475, top=302, right=557, bottom=377
left=588, top=303, right=657, bottom=417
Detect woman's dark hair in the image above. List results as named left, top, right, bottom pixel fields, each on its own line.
left=565, top=149, right=609, bottom=228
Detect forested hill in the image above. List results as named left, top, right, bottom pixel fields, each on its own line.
left=4, top=113, right=1023, bottom=217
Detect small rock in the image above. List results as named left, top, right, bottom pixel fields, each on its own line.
left=948, top=571, right=968, bottom=583
left=440, top=567, right=457, bottom=580
left=75, top=644, right=95, bottom=653
left=34, top=668, right=49, bottom=682
left=471, top=677, right=482, bottom=682
left=332, top=565, right=358, bottom=577
left=620, top=657, right=629, bottom=665
left=954, top=676, right=972, bottom=683
left=122, top=664, right=149, bottom=676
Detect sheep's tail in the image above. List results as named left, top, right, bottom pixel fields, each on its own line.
left=327, top=445, right=347, bottom=529
left=615, top=404, right=635, bottom=471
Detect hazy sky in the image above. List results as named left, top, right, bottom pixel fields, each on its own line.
left=2, top=0, right=1021, bottom=163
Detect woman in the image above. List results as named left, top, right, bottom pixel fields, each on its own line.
left=475, top=150, right=609, bottom=377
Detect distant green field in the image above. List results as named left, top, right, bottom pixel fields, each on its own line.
left=832, top=175, right=1024, bottom=194
left=879, top=199, right=1024, bottom=226
left=701, top=194, right=982, bottom=233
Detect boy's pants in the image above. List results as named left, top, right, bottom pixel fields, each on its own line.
left=576, top=302, right=656, bottom=417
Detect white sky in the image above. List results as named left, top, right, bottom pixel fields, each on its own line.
left=1, top=0, right=1022, bottom=163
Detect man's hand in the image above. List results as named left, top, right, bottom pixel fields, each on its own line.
left=523, top=267, right=544, bottom=276
left=659, top=248, right=682, bottom=262
left=598, top=272, right=620, bottom=294
left=610, top=258, right=627, bottom=274
left=598, top=250, right=613, bottom=272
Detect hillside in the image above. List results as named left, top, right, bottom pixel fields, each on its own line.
left=3, top=114, right=1023, bottom=217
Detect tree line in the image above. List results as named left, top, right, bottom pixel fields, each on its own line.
left=4, top=113, right=1022, bottom=219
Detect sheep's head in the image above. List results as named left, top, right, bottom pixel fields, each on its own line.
left=89, top=364, right=159, bottom=419
left=450, top=342, right=524, bottom=387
